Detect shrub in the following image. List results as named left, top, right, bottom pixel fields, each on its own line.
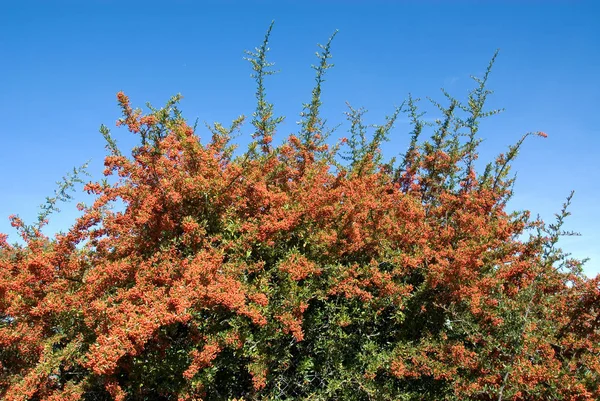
left=1, top=24, right=599, bottom=401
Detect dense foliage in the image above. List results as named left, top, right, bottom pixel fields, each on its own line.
left=1, top=26, right=599, bottom=401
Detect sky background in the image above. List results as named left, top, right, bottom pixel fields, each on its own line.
left=1, top=1, right=599, bottom=275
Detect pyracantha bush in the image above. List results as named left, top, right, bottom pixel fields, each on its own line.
left=1, top=24, right=599, bottom=401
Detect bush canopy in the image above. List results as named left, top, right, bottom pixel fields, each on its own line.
left=1, top=25, right=599, bottom=401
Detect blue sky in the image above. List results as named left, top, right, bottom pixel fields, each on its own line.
left=1, top=1, right=599, bottom=275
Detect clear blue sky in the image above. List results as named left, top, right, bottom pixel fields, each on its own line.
left=1, top=1, right=599, bottom=276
